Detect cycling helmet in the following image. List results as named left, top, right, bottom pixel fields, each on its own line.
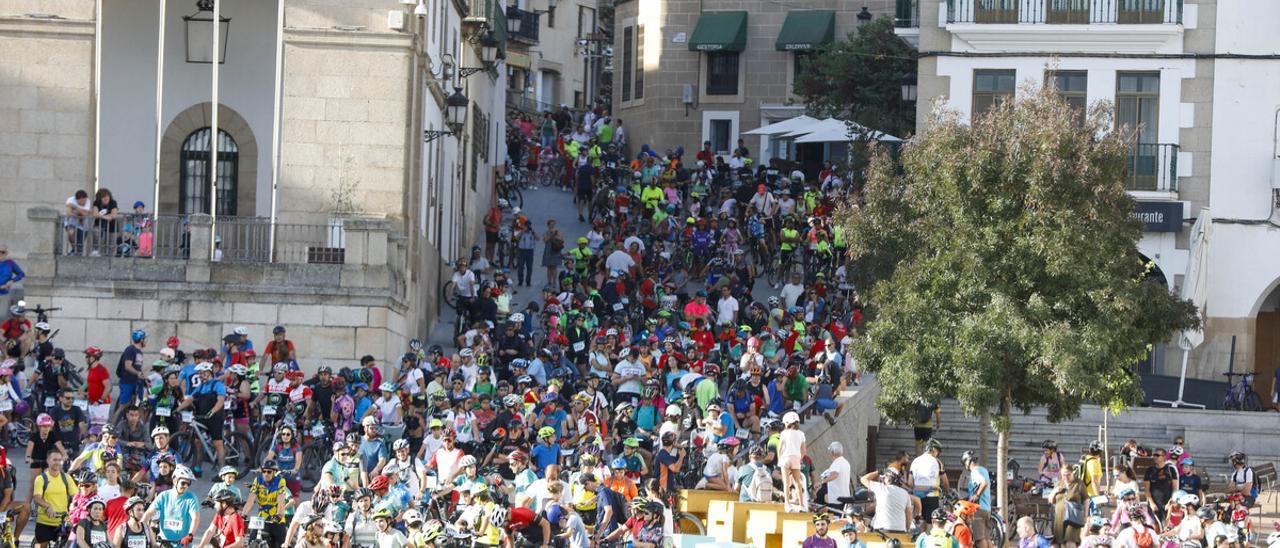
left=1126, top=504, right=1144, bottom=519
left=131, top=329, right=147, bottom=343
left=611, top=457, right=628, bottom=469
left=487, top=506, right=509, bottom=528
left=1171, top=446, right=1184, bottom=457
left=1177, top=493, right=1199, bottom=506
left=361, top=416, right=380, bottom=427
left=272, top=363, right=289, bottom=374
left=379, top=382, right=397, bottom=393
left=261, top=459, right=280, bottom=471
left=85, top=497, right=107, bottom=510
left=812, top=513, right=831, bottom=524
left=422, top=520, right=444, bottom=542
left=7, top=305, right=20, bottom=316
left=229, top=364, right=248, bottom=376
left=1042, top=440, right=1058, bottom=450
left=195, top=362, right=214, bottom=372
left=372, top=508, right=394, bottom=521
left=926, top=438, right=942, bottom=451
left=1196, top=507, right=1216, bottom=520
left=623, top=437, right=640, bottom=448
left=151, top=426, right=170, bottom=438
left=233, top=326, right=249, bottom=336
left=1229, top=451, right=1247, bottom=464
left=503, top=394, right=521, bottom=408
left=392, top=439, right=411, bottom=452
left=35, top=413, right=52, bottom=427
left=100, top=424, right=117, bottom=436
left=508, top=450, right=528, bottom=464
left=1117, top=486, right=1138, bottom=498
left=408, top=339, right=423, bottom=352
left=510, top=313, right=525, bottom=323
left=73, top=470, right=99, bottom=484
left=538, top=427, right=556, bottom=439
left=930, top=508, right=949, bottom=522
left=404, top=509, right=424, bottom=525
left=961, top=450, right=976, bottom=465
left=33, top=322, right=50, bottom=332
left=173, top=465, right=195, bottom=482
left=125, top=496, right=147, bottom=510
left=1088, top=440, right=1105, bottom=453
left=354, top=488, right=374, bottom=501
left=665, top=404, right=682, bottom=417
left=214, top=490, right=241, bottom=505
left=218, top=466, right=238, bottom=478
left=368, top=475, right=390, bottom=490
left=459, top=455, right=478, bottom=467
left=84, top=346, right=104, bottom=358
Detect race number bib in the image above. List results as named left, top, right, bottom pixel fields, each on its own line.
left=74, top=398, right=89, bottom=411
left=90, top=531, right=108, bottom=545
left=262, top=405, right=276, bottom=415
left=181, top=411, right=194, bottom=422
left=155, top=407, right=171, bottom=417
left=0, top=400, right=13, bottom=413
left=128, top=538, right=147, bottom=548
left=311, top=424, right=326, bottom=437
left=612, top=303, right=624, bottom=312
left=164, top=518, right=183, bottom=532
left=249, top=516, right=265, bottom=530
left=43, top=397, right=54, bottom=408
left=572, top=341, right=586, bottom=352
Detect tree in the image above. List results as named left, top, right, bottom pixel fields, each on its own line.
left=838, top=86, right=1199, bottom=526
left=793, top=17, right=917, bottom=140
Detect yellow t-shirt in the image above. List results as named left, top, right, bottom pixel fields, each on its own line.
left=35, top=472, right=79, bottom=526
left=478, top=502, right=502, bottom=545
left=1083, top=456, right=1103, bottom=497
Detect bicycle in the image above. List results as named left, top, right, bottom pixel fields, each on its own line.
left=1222, top=372, right=1261, bottom=411
left=171, top=410, right=254, bottom=476
left=0, top=509, right=15, bottom=548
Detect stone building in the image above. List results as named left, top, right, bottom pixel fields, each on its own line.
left=505, top=0, right=605, bottom=113
left=2, top=0, right=509, bottom=370
left=609, top=0, right=894, bottom=160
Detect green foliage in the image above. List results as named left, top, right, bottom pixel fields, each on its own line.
left=839, top=86, right=1199, bottom=427
left=793, top=17, right=917, bottom=140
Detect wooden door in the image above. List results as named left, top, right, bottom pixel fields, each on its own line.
left=1254, top=311, right=1280, bottom=408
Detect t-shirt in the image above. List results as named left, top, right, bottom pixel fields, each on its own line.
left=1143, top=462, right=1177, bottom=496
left=910, top=454, right=943, bottom=496
left=117, top=345, right=142, bottom=382
left=716, top=296, right=739, bottom=325
left=35, top=471, right=78, bottom=526
left=1178, top=473, right=1202, bottom=495
left=868, top=481, right=910, bottom=532
left=779, top=429, right=805, bottom=458
left=87, top=365, right=110, bottom=403
left=151, top=488, right=200, bottom=541
left=613, top=360, right=646, bottom=396
left=214, top=512, right=246, bottom=548
left=530, top=443, right=560, bottom=477
left=802, top=535, right=838, bottom=548
left=968, top=466, right=992, bottom=511
left=822, top=456, right=852, bottom=504
left=605, top=250, right=636, bottom=273
left=51, top=405, right=85, bottom=447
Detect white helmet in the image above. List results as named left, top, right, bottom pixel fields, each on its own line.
left=392, top=439, right=411, bottom=451
left=173, top=465, right=195, bottom=482
left=195, top=362, right=214, bottom=372
left=229, top=364, right=249, bottom=376
left=379, top=382, right=397, bottom=393
left=404, top=509, right=424, bottom=525
left=665, top=404, right=682, bottom=417
left=459, top=455, right=477, bottom=467
left=782, top=411, right=800, bottom=426
left=34, top=322, right=51, bottom=332
left=459, top=348, right=474, bottom=358
left=233, top=326, right=249, bottom=336
left=1177, top=493, right=1199, bottom=506
left=151, top=426, right=170, bottom=438
left=361, top=416, right=380, bottom=427
left=159, top=348, right=176, bottom=360
left=487, top=506, right=509, bottom=528
left=510, top=313, right=525, bottom=323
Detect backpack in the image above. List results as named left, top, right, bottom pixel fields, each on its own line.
left=1133, top=527, right=1154, bottom=548
left=36, top=471, right=71, bottom=516
left=1074, top=456, right=1095, bottom=484
left=748, top=464, right=774, bottom=503
left=923, top=529, right=954, bottom=548
left=915, top=403, right=934, bottom=424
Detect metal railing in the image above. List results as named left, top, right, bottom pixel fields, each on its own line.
left=213, top=216, right=272, bottom=263
left=273, top=221, right=346, bottom=264
left=947, top=0, right=1182, bottom=24
left=56, top=214, right=190, bottom=259
left=506, top=89, right=555, bottom=114
left=1124, top=142, right=1178, bottom=192
left=896, top=0, right=920, bottom=27
left=465, top=0, right=491, bottom=23
left=507, top=8, right=540, bottom=43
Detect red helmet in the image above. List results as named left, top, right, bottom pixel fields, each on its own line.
left=508, top=507, right=536, bottom=530
left=244, top=349, right=257, bottom=358
left=508, top=450, right=528, bottom=464
left=166, top=336, right=180, bottom=349
left=286, top=370, right=305, bottom=380
left=368, top=475, right=390, bottom=490
left=83, top=346, right=104, bottom=358
left=703, top=364, right=720, bottom=376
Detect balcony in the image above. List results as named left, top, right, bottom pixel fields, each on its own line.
left=895, top=0, right=921, bottom=47
left=464, top=0, right=491, bottom=27
left=506, top=89, right=554, bottom=114
left=506, top=7, right=540, bottom=44
left=943, top=0, right=1184, bottom=53
left=947, top=0, right=1182, bottom=24
left=1124, top=143, right=1178, bottom=193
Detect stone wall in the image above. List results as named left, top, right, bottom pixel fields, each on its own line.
left=0, top=3, right=96, bottom=259
left=801, top=380, right=881, bottom=477
left=21, top=207, right=411, bottom=374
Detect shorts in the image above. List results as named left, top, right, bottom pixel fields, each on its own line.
left=815, top=398, right=838, bottom=412
left=913, top=427, right=934, bottom=441
left=781, top=454, right=802, bottom=469
left=486, top=231, right=498, bottom=244
left=198, top=414, right=224, bottom=441
left=918, top=495, right=939, bottom=521
left=35, top=523, right=62, bottom=542
left=577, top=189, right=593, bottom=202
left=972, top=509, right=990, bottom=542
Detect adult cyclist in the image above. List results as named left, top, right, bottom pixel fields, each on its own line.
left=142, top=465, right=200, bottom=546
left=245, top=459, right=293, bottom=548
left=176, top=362, right=226, bottom=477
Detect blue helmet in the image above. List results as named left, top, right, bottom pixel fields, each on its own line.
left=611, top=457, right=628, bottom=469
left=131, top=329, right=147, bottom=343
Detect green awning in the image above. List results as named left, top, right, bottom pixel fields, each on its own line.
left=775, top=10, right=835, bottom=51
left=688, top=11, right=748, bottom=52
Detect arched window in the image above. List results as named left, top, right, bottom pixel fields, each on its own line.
left=180, top=128, right=239, bottom=215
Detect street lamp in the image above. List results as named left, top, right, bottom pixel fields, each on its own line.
left=901, top=72, right=918, bottom=102
left=857, top=7, right=873, bottom=27
left=507, top=5, right=523, bottom=34
left=424, top=87, right=470, bottom=143
left=183, top=0, right=230, bottom=64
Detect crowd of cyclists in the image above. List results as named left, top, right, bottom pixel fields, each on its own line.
left=0, top=102, right=1266, bottom=548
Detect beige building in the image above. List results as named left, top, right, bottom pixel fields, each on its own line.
left=610, top=0, right=894, bottom=161
left=1, top=0, right=509, bottom=370
left=505, top=0, right=604, bottom=113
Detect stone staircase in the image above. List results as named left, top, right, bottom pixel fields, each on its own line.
left=875, top=399, right=1280, bottom=480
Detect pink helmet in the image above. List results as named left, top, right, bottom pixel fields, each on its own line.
left=36, top=414, right=54, bottom=427
left=0, top=368, right=11, bottom=377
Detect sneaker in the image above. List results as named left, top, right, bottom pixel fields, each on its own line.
left=89, top=249, right=101, bottom=257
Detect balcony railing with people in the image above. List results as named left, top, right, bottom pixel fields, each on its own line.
left=1124, top=142, right=1178, bottom=192
left=55, top=214, right=348, bottom=264
left=947, top=0, right=1183, bottom=24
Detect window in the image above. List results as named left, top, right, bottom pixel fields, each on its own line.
left=179, top=128, right=238, bottom=216
left=972, top=69, right=1015, bottom=117
left=1047, top=70, right=1087, bottom=121
left=473, top=105, right=489, bottom=162
left=975, top=0, right=1019, bottom=22
left=577, top=6, right=596, bottom=38
left=1117, top=0, right=1166, bottom=23
left=634, top=25, right=644, bottom=99
left=1117, top=72, right=1160, bottom=189
left=706, top=51, right=739, bottom=96
left=621, top=26, right=633, bottom=101
left=710, top=119, right=732, bottom=155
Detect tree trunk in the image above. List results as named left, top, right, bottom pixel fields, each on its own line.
left=996, top=389, right=1011, bottom=540
left=979, top=409, right=990, bottom=465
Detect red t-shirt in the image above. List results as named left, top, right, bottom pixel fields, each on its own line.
left=0, top=319, right=28, bottom=341
left=105, top=496, right=128, bottom=537
left=87, top=365, right=110, bottom=403
left=214, top=512, right=246, bottom=547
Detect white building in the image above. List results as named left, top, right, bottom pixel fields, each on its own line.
left=899, top=0, right=1280, bottom=392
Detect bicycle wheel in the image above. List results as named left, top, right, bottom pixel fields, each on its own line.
left=1223, top=389, right=1240, bottom=411
left=673, top=512, right=705, bottom=536
left=989, top=516, right=1006, bottom=548
left=1243, top=390, right=1262, bottom=412
left=767, top=258, right=786, bottom=287
left=300, top=442, right=328, bottom=491
left=508, top=185, right=524, bottom=209
left=223, top=432, right=255, bottom=476
left=441, top=281, right=458, bottom=310
left=171, top=431, right=199, bottom=464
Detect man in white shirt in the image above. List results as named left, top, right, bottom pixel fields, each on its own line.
left=604, top=247, right=636, bottom=273
left=816, top=442, right=852, bottom=506
left=622, top=231, right=646, bottom=253
left=716, top=286, right=739, bottom=326
left=909, top=439, right=949, bottom=520
left=779, top=273, right=806, bottom=310
left=861, top=469, right=912, bottom=532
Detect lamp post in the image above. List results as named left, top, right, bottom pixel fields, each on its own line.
left=424, top=87, right=470, bottom=143
left=901, top=72, right=918, bottom=102
left=857, top=7, right=873, bottom=27
left=183, top=0, right=230, bottom=63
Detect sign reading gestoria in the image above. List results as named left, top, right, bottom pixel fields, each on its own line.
left=1133, top=201, right=1183, bottom=232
